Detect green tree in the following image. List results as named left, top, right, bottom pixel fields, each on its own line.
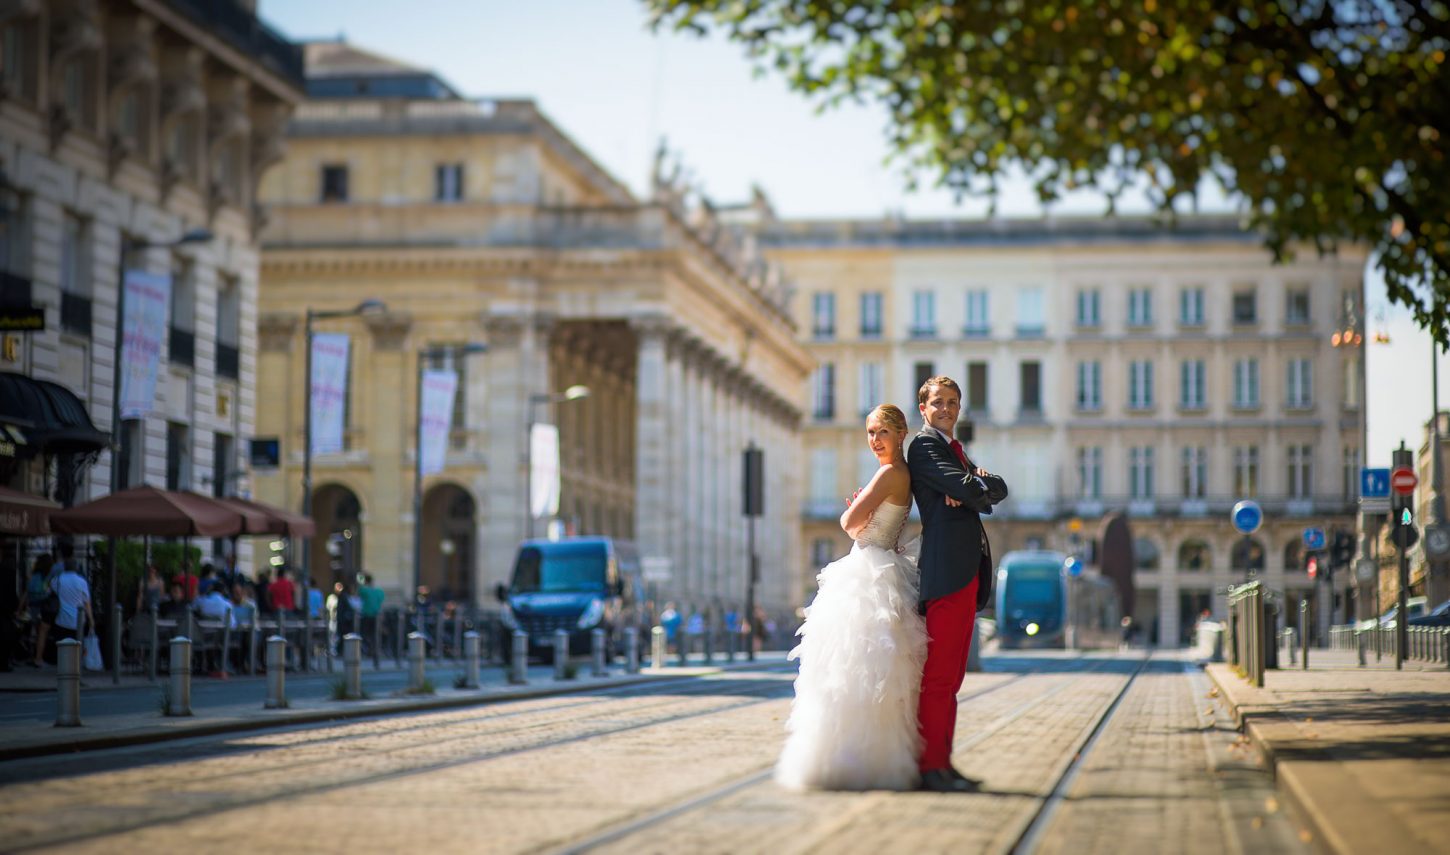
left=648, top=0, right=1450, bottom=341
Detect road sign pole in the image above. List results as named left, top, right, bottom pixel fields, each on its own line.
left=1394, top=444, right=1413, bottom=670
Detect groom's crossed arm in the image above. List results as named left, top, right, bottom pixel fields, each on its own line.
left=907, top=438, right=1008, bottom=512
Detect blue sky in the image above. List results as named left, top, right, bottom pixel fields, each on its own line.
left=258, top=0, right=1447, bottom=469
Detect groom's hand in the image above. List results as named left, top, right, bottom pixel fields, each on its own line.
left=944, top=496, right=962, bottom=508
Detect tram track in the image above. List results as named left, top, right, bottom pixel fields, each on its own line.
left=6, top=667, right=800, bottom=853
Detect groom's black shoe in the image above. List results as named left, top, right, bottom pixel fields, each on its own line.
left=948, top=765, right=985, bottom=789
left=919, top=768, right=979, bottom=793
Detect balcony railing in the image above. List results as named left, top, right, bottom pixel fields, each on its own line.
left=217, top=342, right=240, bottom=379
left=169, top=326, right=195, bottom=367
left=60, top=292, right=91, bottom=336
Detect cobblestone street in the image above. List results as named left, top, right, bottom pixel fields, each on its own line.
left=0, top=651, right=1310, bottom=854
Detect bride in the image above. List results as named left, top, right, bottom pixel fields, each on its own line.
left=775, top=404, right=927, bottom=791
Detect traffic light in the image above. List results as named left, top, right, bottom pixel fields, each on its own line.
left=1330, top=529, right=1355, bottom=570
left=1392, top=507, right=1420, bottom=550
left=1306, top=554, right=1319, bottom=580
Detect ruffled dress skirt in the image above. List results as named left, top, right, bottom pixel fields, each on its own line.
left=775, top=542, right=928, bottom=791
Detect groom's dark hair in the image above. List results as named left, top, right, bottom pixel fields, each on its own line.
left=917, top=375, right=961, bottom=405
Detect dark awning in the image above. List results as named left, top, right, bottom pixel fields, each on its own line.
left=0, top=371, right=110, bottom=459
left=0, top=485, right=55, bottom=536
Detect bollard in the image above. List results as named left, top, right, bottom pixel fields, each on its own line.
left=1299, top=600, right=1309, bottom=670
left=168, top=636, right=192, bottom=716
left=591, top=628, right=607, bottom=677
left=462, top=630, right=480, bottom=689
left=625, top=627, right=640, bottom=674
left=247, top=621, right=259, bottom=675
left=509, top=630, right=528, bottom=685
left=433, top=611, right=445, bottom=662
left=554, top=628, right=570, bottom=680
left=342, top=633, right=362, bottom=699
left=1357, top=629, right=1367, bottom=667
left=703, top=620, right=714, bottom=665
left=454, top=616, right=464, bottom=664
left=278, top=612, right=289, bottom=669
left=677, top=628, right=689, bottom=667
left=396, top=609, right=407, bottom=668
left=111, top=602, right=123, bottom=685
left=265, top=636, right=287, bottom=708
left=372, top=614, right=382, bottom=670
left=55, top=638, right=82, bottom=727
left=726, top=623, right=737, bottom=663
left=650, top=625, right=665, bottom=671
left=148, top=605, right=159, bottom=682
left=1287, top=628, right=1297, bottom=665
left=408, top=632, right=427, bottom=692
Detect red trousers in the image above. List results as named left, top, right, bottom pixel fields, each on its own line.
left=917, top=577, right=979, bottom=772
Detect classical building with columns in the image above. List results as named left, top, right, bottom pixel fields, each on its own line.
left=253, top=42, right=809, bottom=612
left=763, top=215, right=1369, bottom=645
left=0, top=0, right=302, bottom=577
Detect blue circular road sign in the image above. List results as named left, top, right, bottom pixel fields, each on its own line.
left=1231, top=500, right=1263, bottom=535
left=1064, top=557, right=1083, bottom=577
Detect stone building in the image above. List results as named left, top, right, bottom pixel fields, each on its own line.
left=253, top=42, right=809, bottom=612
left=0, top=0, right=302, bottom=573
left=764, top=215, right=1368, bottom=645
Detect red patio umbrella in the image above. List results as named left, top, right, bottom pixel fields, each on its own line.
left=49, top=485, right=248, bottom=537
left=215, top=496, right=316, bottom=538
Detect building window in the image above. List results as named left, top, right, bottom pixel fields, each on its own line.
left=320, top=164, right=349, bottom=202
left=1015, top=287, right=1045, bottom=336
left=1076, top=289, right=1100, bottom=328
left=1232, top=288, right=1257, bottom=325
left=166, top=422, right=191, bottom=491
left=1234, top=446, right=1260, bottom=496
left=1077, top=446, right=1102, bottom=499
left=1286, top=358, right=1313, bottom=409
left=1180, top=359, right=1206, bottom=410
left=1128, top=360, right=1154, bottom=410
left=1287, top=444, right=1313, bottom=499
left=1343, top=446, right=1361, bottom=501
left=435, top=163, right=464, bottom=201
left=913, top=361, right=935, bottom=397
left=1, top=20, right=39, bottom=104
left=1233, top=358, right=1260, bottom=409
left=166, top=113, right=201, bottom=184
left=213, top=433, right=234, bottom=498
left=1129, top=446, right=1155, bottom=499
left=965, top=361, right=989, bottom=413
left=859, top=292, right=882, bottom=339
left=61, top=56, right=97, bottom=133
left=1127, top=287, right=1153, bottom=328
left=216, top=275, right=241, bottom=380
left=1178, top=540, right=1210, bottom=571
left=59, top=213, right=91, bottom=335
left=1020, top=361, right=1042, bottom=415
left=169, top=256, right=195, bottom=367
left=964, top=290, right=989, bottom=336
left=1181, top=446, right=1207, bottom=498
left=811, top=537, right=834, bottom=566
left=1179, top=287, right=1205, bottom=327
left=812, top=363, right=836, bottom=421
left=0, top=187, right=30, bottom=275
left=1076, top=360, right=1101, bottom=411
left=809, top=447, right=837, bottom=505
left=859, top=361, right=883, bottom=416
left=117, top=421, right=143, bottom=490
left=1285, top=288, right=1311, bottom=326
left=910, top=290, right=936, bottom=337
left=115, top=87, right=148, bottom=157
left=811, top=292, right=835, bottom=339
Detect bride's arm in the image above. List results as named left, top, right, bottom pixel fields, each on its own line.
left=840, top=466, right=906, bottom=539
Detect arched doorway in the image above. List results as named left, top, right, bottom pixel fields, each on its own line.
left=420, top=484, right=476, bottom=605
left=311, top=484, right=363, bottom=589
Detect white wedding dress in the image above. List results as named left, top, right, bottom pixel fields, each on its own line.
left=775, top=499, right=928, bottom=791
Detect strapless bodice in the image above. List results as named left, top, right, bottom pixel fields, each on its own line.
left=856, top=501, right=910, bottom=550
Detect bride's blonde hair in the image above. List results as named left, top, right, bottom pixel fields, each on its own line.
left=867, top=404, right=908, bottom=435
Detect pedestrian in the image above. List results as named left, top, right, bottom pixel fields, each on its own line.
left=252, top=570, right=272, bottom=616
left=230, top=582, right=257, bottom=627
left=660, top=601, right=680, bottom=649
left=359, top=574, right=384, bottom=654
left=52, top=544, right=95, bottom=646
left=136, top=563, right=165, bottom=614
left=269, top=567, right=296, bottom=618
left=197, top=562, right=218, bottom=596
left=195, top=584, right=235, bottom=627
left=159, top=583, right=188, bottom=620
left=173, top=559, right=198, bottom=602
left=22, top=552, right=54, bottom=667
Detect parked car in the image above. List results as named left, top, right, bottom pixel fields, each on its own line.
left=1377, top=596, right=1429, bottom=629
left=1408, top=598, right=1450, bottom=627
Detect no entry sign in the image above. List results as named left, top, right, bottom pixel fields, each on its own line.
left=1391, top=467, right=1418, bottom=496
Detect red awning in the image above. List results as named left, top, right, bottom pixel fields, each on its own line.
left=0, top=486, right=56, bottom=536
left=48, top=485, right=247, bottom=538
left=215, top=496, right=316, bottom=538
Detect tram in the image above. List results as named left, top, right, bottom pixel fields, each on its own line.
left=994, top=550, right=1121, bottom=650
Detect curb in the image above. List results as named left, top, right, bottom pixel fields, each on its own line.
left=0, top=657, right=785, bottom=763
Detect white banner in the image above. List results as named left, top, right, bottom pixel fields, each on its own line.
left=118, top=270, right=171, bottom=419
left=418, top=369, right=458, bottom=476
left=309, top=333, right=350, bottom=455
left=529, top=422, right=560, bottom=520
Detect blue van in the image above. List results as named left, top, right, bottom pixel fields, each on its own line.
left=494, top=537, right=641, bottom=662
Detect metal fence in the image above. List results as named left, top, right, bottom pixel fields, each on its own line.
left=1328, top=623, right=1450, bottom=667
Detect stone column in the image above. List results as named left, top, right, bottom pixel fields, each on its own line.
left=364, top=312, right=413, bottom=593
left=633, top=319, right=672, bottom=586
left=480, top=311, right=551, bottom=592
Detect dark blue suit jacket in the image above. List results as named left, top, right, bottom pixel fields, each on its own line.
left=907, top=429, right=1009, bottom=610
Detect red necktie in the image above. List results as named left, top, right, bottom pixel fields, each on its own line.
left=949, top=439, right=968, bottom=468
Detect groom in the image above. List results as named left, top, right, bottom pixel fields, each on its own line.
left=908, top=375, right=1008, bottom=793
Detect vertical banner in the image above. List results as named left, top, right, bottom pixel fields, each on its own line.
left=529, top=422, right=560, bottom=520
left=309, top=332, right=350, bottom=455
left=118, top=270, right=171, bottom=419
left=418, top=369, right=458, bottom=476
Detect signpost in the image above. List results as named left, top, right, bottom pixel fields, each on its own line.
left=1302, top=527, right=1326, bottom=551
left=1391, top=467, right=1418, bottom=497
left=1232, top=499, right=1263, bottom=582
left=1360, top=467, right=1390, bottom=499
left=1391, top=446, right=1415, bottom=669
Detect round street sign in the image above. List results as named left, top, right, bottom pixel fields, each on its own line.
left=1425, top=524, right=1450, bottom=561
left=1391, top=466, right=1418, bottom=495
left=1231, top=500, right=1263, bottom=535
left=1355, top=558, right=1377, bottom=582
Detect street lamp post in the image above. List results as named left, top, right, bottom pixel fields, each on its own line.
left=411, top=342, right=486, bottom=603
left=107, top=227, right=213, bottom=685
left=524, top=385, right=590, bottom=540
left=301, top=300, right=386, bottom=584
